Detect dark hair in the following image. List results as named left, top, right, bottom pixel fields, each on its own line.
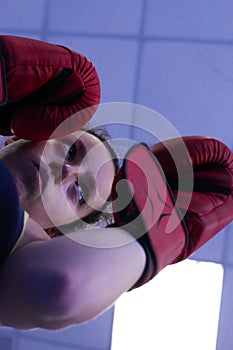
left=45, top=126, right=119, bottom=238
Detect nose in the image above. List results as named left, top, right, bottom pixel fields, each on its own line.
left=50, top=162, right=79, bottom=184
left=62, top=163, right=79, bottom=180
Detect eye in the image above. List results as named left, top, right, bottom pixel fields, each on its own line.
left=65, top=144, right=76, bottom=162
left=75, top=180, right=88, bottom=205
left=64, top=140, right=86, bottom=164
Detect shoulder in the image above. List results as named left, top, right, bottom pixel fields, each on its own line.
left=12, top=217, right=51, bottom=253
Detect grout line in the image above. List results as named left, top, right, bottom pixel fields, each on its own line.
left=145, top=35, right=233, bottom=46
left=14, top=330, right=101, bottom=350
left=129, top=0, right=148, bottom=140
left=2, top=28, right=233, bottom=47
left=215, top=257, right=233, bottom=350
left=132, top=0, right=148, bottom=104
left=220, top=223, right=233, bottom=266
left=40, top=0, right=51, bottom=41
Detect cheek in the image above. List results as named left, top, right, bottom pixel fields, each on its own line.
left=39, top=183, right=77, bottom=227
left=95, top=163, right=115, bottom=205
left=38, top=180, right=94, bottom=227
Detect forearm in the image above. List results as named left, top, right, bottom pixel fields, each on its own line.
left=0, top=227, right=145, bottom=330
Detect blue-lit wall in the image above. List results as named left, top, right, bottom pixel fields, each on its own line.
left=0, top=1, right=232, bottom=349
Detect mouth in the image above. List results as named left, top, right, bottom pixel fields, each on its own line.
left=33, top=161, right=49, bottom=193
left=32, top=161, right=40, bottom=183
left=32, top=161, right=40, bottom=174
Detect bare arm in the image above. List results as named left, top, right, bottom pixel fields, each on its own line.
left=0, top=222, right=145, bottom=330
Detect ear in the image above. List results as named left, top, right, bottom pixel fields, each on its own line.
left=4, top=136, right=20, bottom=146
left=45, top=227, right=63, bottom=238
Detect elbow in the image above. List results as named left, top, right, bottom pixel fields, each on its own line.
left=30, top=266, right=103, bottom=329
left=32, top=268, right=80, bottom=329
left=38, top=270, right=102, bottom=329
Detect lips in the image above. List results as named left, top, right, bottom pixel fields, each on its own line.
left=31, top=161, right=40, bottom=186
left=34, top=161, right=49, bottom=194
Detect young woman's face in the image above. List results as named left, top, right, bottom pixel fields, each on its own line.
left=0, top=131, right=116, bottom=228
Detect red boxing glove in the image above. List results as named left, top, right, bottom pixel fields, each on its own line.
left=0, top=35, right=100, bottom=140
left=151, top=136, right=233, bottom=261
left=110, top=143, right=189, bottom=289
left=110, top=137, right=233, bottom=290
